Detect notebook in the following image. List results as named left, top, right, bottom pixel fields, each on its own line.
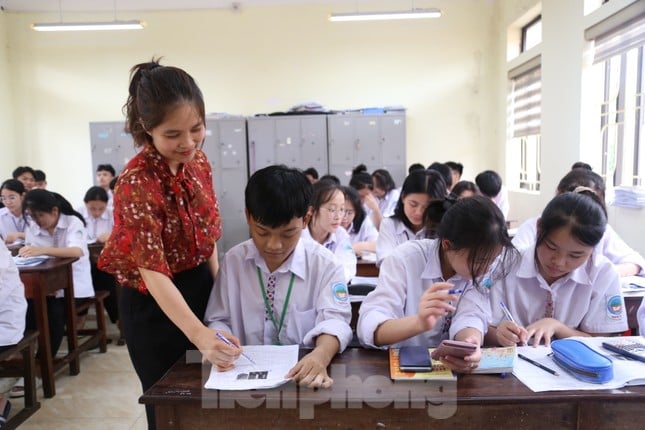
left=472, top=346, right=517, bottom=374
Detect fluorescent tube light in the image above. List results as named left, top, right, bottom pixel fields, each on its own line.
left=31, top=20, right=145, bottom=32
left=329, top=8, right=441, bottom=22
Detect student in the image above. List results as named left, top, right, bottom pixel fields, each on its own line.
left=408, top=163, right=426, bottom=174
left=96, top=164, right=116, bottom=208
left=451, top=180, right=480, bottom=199
left=341, top=186, right=378, bottom=255
left=349, top=164, right=382, bottom=230
left=357, top=195, right=513, bottom=372
left=483, top=190, right=627, bottom=347
left=97, top=60, right=222, bottom=430
left=445, top=161, right=464, bottom=189
left=475, top=170, right=509, bottom=219
left=0, top=180, right=28, bottom=244
left=376, top=169, right=447, bottom=266
left=78, top=186, right=118, bottom=325
left=372, top=168, right=400, bottom=218
left=33, top=170, right=47, bottom=189
left=638, top=298, right=645, bottom=337
left=428, top=162, right=453, bottom=191
left=11, top=166, right=35, bottom=192
left=204, top=165, right=352, bottom=388
left=302, top=181, right=357, bottom=282
left=78, top=186, right=113, bottom=243
left=513, top=168, right=645, bottom=277
left=0, top=240, right=27, bottom=426
left=303, top=167, right=319, bottom=184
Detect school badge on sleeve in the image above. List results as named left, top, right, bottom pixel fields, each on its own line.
left=606, top=294, right=624, bottom=320
left=332, top=283, right=349, bottom=305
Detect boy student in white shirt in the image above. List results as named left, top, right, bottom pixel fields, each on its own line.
left=475, top=170, right=509, bottom=220
left=204, top=165, right=352, bottom=388
left=376, top=169, right=447, bottom=266
left=302, top=180, right=357, bottom=283
left=513, top=168, right=645, bottom=277
left=0, top=241, right=27, bottom=424
left=358, top=195, right=515, bottom=372
left=96, top=164, right=116, bottom=209
left=469, top=189, right=628, bottom=348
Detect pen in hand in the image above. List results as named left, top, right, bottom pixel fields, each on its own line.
left=499, top=301, right=527, bottom=346
left=215, top=332, right=256, bottom=365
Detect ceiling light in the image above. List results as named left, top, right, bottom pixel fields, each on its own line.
left=329, top=8, right=441, bottom=22
left=31, top=20, right=145, bottom=32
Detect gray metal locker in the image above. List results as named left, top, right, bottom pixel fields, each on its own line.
left=247, top=115, right=328, bottom=174
left=327, top=113, right=406, bottom=186
left=203, top=117, right=249, bottom=256
left=89, top=121, right=138, bottom=179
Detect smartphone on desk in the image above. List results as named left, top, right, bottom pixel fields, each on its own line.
left=431, top=340, right=477, bottom=360
left=399, top=346, right=432, bottom=372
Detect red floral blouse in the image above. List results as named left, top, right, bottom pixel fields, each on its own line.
left=98, top=144, right=222, bottom=293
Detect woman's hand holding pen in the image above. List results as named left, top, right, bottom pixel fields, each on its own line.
left=416, top=282, right=459, bottom=332
left=496, top=320, right=529, bottom=346
left=199, top=329, right=241, bottom=371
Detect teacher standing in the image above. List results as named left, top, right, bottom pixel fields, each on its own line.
left=99, top=59, right=222, bottom=430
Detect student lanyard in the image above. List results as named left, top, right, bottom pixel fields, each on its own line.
left=11, top=214, right=26, bottom=232
left=256, top=267, right=295, bottom=345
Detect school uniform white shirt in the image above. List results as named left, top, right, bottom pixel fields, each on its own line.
left=512, top=216, right=645, bottom=276
left=77, top=205, right=114, bottom=242
left=376, top=217, right=426, bottom=267
left=493, top=185, right=509, bottom=219
left=0, top=207, right=27, bottom=244
left=25, top=214, right=94, bottom=298
left=301, top=226, right=357, bottom=282
left=357, top=239, right=471, bottom=349
left=0, top=241, right=27, bottom=346
left=378, top=188, right=401, bottom=218
left=204, top=237, right=353, bottom=351
left=457, top=245, right=627, bottom=336
left=346, top=216, right=379, bottom=244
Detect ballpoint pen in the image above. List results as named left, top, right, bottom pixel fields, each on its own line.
left=499, top=301, right=516, bottom=323
left=447, top=289, right=463, bottom=295
left=518, top=353, right=560, bottom=376
left=215, top=332, right=257, bottom=365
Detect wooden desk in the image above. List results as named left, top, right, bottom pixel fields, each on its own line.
left=141, top=348, right=645, bottom=430
left=625, top=294, right=643, bottom=334
left=356, top=259, right=379, bottom=277
left=18, top=257, right=79, bottom=398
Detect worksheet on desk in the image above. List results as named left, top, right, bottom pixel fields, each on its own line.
left=513, top=337, right=645, bottom=392
left=204, top=344, right=299, bottom=390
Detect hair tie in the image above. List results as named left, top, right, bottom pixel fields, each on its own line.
left=572, top=186, right=595, bottom=194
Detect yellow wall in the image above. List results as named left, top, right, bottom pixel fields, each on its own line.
left=0, top=12, right=17, bottom=175
left=4, top=0, right=501, bottom=205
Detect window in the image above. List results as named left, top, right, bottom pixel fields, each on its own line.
left=521, top=15, right=542, bottom=53
left=508, top=65, right=542, bottom=191
left=589, top=14, right=645, bottom=189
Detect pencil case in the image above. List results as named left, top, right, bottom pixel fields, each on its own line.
left=550, top=339, right=613, bottom=384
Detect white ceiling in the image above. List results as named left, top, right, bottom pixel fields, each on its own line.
left=0, top=0, right=367, bottom=13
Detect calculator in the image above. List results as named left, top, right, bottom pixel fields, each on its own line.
left=602, top=340, right=645, bottom=363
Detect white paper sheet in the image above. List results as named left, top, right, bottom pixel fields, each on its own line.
left=513, top=336, right=645, bottom=392
left=13, top=255, right=51, bottom=267
left=204, top=344, right=299, bottom=390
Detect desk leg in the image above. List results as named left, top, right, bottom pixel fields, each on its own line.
left=64, top=264, right=80, bottom=375
left=32, top=293, right=55, bottom=398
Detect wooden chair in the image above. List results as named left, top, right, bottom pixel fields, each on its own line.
left=75, top=290, right=110, bottom=354
left=0, top=330, right=41, bottom=430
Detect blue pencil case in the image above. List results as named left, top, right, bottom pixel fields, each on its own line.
left=551, top=339, right=613, bottom=384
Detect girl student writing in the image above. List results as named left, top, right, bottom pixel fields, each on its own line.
left=357, top=195, right=515, bottom=372
left=513, top=168, right=645, bottom=277
left=302, top=181, right=357, bottom=282
left=78, top=186, right=113, bottom=244
left=482, top=189, right=628, bottom=348
left=375, top=169, right=448, bottom=266
left=340, top=185, right=378, bottom=256
left=349, top=164, right=384, bottom=230
left=98, top=60, right=222, bottom=430
left=0, top=180, right=28, bottom=244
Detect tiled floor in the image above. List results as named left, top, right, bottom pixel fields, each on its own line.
left=7, top=322, right=147, bottom=430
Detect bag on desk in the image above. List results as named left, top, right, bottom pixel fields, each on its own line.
left=551, top=339, right=613, bottom=384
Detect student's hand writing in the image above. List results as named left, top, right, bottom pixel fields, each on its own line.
left=286, top=349, right=333, bottom=388
left=496, top=320, right=529, bottom=346
left=416, top=282, right=458, bottom=332
left=199, top=329, right=241, bottom=371
left=526, top=318, right=562, bottom=347
left=439, top=335, right=482, bottom=374
left=18, top=245, right=43, bottom=258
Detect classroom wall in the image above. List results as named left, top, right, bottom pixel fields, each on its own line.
left=4, top=0, right=500, bottom=206
left=0, top=13, right=17, bottom=175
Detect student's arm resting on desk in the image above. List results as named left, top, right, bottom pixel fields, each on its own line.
left=140, top=267, right=239, bottom=370
left=4, top=231, right=25, bottom=244
left=18, top=245, right=82, bottom=258
left=286, top=334, right=339, bottom=388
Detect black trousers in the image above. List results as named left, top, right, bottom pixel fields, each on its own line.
left=119, top=263, right=213, bottom=430
left=25, top=297, right=65, bottom=358
left=91, top=264, right=119, bottom=323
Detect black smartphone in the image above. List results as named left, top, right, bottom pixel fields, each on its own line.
left=399, top=346, right=432, bottom=372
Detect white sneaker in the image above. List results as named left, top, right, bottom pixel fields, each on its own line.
left=8, top=377, right=41, bottom=398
